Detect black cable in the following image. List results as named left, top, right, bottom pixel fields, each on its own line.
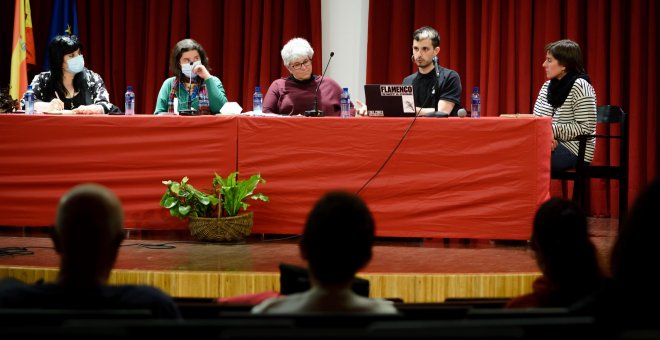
left=260, top=234, right=302, bottom=242
left=356, top=77, right=435, bottom=195
left=0, top=247, right=39, bottom=256
left=120, top=240, right=211, bottom=249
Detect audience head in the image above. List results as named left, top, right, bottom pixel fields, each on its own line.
left=169, top=38, right=210, bottom=78
left=610, top=178, right=660, bottom=294
left=300, top=191, right=375, bottom=286
left=531, top=197, right=601, bottom=287
left=544, top=39, right=585, bottom=75
left=281, top=38, right=314, bottom=81
left=53, top=183, right=125, bottom=285
left=413, top=26, right=440, bottom=48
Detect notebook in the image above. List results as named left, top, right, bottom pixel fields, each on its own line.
left=363, top=84, right=416, bottom=117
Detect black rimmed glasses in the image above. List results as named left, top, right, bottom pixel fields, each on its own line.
left=290, top=59, right=311, bottom=70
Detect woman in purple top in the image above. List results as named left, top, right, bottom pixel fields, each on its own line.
left=263, top=38, right=365, bottom=116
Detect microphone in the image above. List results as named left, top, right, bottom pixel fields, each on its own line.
left=179, top=61, right=198, bottom=116
left=432, top=56, right=440, bottom=78
left=304, top=52, right=334, bottom=117
left=429, top=55, right=441, bottom=98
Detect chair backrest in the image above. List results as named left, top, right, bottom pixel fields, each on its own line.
left=596, top=105, right=628, bottom=172
left=575, top=105, right=627, bottom=168
left=0, top=308, right=153, bottom=327
left=597, top=105, right=626, bottom=124
left=582, top=105, right=629, bottom=226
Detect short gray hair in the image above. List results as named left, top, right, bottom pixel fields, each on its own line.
left=281, top=38, right=314, bottom=67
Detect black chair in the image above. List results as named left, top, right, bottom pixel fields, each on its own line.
left=551, top=105, right=628, bottom=229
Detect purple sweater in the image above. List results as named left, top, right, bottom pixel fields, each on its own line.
left=263, top=75, right=344, bottom=116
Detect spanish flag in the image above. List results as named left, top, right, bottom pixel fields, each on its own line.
left=10, top=0, right=36, bottom=100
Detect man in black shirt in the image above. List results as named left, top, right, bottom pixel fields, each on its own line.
left=403, top=26, right=462, bottom=116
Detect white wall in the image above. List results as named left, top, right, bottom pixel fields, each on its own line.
left=321, top=0, right=369, bottom=104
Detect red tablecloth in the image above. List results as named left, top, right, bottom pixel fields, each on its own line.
left=0, top=114, right=237, bottom=229
left=0, top=114, right=550, bottom=239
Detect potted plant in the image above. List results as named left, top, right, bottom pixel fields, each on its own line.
left=160, top=172, right=268, bottom=242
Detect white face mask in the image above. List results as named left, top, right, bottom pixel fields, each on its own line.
left=181, top=60, right=201, bottom=78
left=66, top=55, right=85, bottom=74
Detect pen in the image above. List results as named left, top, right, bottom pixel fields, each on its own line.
left=54, top=91, right=63, bottom=110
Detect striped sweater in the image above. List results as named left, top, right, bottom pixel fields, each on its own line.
left=533, top=78, right=597, bottom=163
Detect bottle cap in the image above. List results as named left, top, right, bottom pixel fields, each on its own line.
left=255, top=86, right=261, bottom=92
left=343, top=88, right=348, bottom=92
left=27, top=85, right=32, bottom=90
left=127, top=85, right=133, bottom=91
left=473, top=86, right=479, bottom=92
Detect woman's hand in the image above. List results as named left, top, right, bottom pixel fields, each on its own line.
left=48, top=98, right=65, bottom=111
left=551, top=139, right=559, bottom=151
left=74, top=104, right=105, bottom=115
left=192, top=64, right=211, bottom=80
left=355, top=99, right=368, bottom=116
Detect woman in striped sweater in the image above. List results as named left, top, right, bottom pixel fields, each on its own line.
left=533, top=40, right=597, bottom=171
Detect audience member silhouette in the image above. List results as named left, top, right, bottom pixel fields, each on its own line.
left=579, top=178, right=660, bottom=328
left=0, top=183, right=181, bottom=318
left=506, top=197, right=604, bottom=308
left=252, top=191, right=397, bottom=314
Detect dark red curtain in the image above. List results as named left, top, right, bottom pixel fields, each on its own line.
left=367, top=0, right=659, bottom=218
left=1, top=0, right=322, bottom=115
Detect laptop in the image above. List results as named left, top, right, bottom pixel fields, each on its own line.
left=364, top=84, right=416, bottom=117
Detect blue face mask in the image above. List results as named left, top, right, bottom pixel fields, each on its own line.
left=66, top=55, right=85, bottom=74
left=181, top=60, right=201, bottom=79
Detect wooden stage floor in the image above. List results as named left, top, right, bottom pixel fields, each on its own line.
left=0, top=218, right=618, bottom=303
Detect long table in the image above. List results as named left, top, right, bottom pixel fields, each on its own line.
left=0, top=114, right=551, bottom=240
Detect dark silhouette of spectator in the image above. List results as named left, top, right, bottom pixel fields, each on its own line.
left=506, top=197, right=604, bottom=308
left=582, top=177, right=660, bottom=328
left=252, top=191, right=397, bottom=314
left=0, top=183, right=181, bottom=318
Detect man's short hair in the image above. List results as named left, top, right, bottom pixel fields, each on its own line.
left=300, top=191, right=375, bottom=284
left=413, top=26, right=440, bottom=48
left=55, top=183, right=124, bottom=257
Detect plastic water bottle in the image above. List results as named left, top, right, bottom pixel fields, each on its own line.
left=23, top=85, right=35, bottom=114
left=340, top=88, right=350, bottom=118
left=125, top=86, right=135, bottom=115
left=252, top=86, right=263, bottom=114
left=471, top=87, right=480, bottom=118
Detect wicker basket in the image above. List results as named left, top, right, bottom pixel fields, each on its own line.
left=188, top=211, right=254, bottom=242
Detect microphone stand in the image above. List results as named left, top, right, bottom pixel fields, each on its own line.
left=432, top=56, right=440, bottom=96
left=179, top=61, right=198, bottom=116
left=426, top=56, right=449, bottom=118
left=304, top=52, right=334, bottom=117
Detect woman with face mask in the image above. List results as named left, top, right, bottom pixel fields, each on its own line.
left=31, top=35, right=117, bottom=114
left=154, top=39, right=227, bottom=115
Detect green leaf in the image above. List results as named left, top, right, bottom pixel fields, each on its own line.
left=250, top=193, right=269, bottom=202
left=178, top=205, right=191, bottom=216
left=162, top=197, right=179, bottom=209
left=171, top=182, right=181, bottom=195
